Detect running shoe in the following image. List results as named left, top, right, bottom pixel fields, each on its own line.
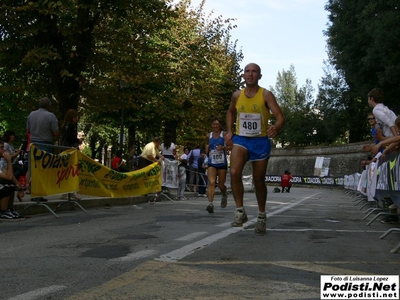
left=206, top=202, right=214, bottom=213
left=231, top=209, right=248, bottom=227
left=254, top=215, right=267, bottom=234
left=10, top=209, right=25, bottom=220
left=0, top=210, right=15, bottom=219
left=221, top=191, right=227, bottom=208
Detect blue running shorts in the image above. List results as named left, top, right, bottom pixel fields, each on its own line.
left=232, top=135, right=271, bottom=161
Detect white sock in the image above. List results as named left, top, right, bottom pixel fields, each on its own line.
left=258, top=211, right=266, bottom=218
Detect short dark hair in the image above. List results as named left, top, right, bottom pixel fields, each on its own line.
left=39, top=97, right=51, bottom=108
left=116, top=150, right=123, bottom=157
left=212, top=116, right=221, bottom=123
left=368, top=88, right=385, bottom=103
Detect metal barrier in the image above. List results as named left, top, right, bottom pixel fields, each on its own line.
left=344, top=150, right=400, bottom=253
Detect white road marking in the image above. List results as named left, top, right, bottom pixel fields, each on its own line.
left=175, top=232, right=208, bottom=241
left=110, top=249, right=157, bottom=262
left=266, top=228, right=385, bottom=233
left=155, top=227, right=242, bottom=262
left=242, top=193, right=322, bottom=229
left=8, top=285, right=67, bottom=300
left=266, top=193, right=321, bottom=217
left=156, top=193, right=321, bottom=262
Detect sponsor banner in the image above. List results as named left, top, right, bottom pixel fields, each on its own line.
left=374, top=150, right=400, bottom=208
left=162, top=159, right=179, bottom=188
left=344, top=173, right=361, bottom=191
left=30, top=144, right=162, bottom=197
left=358, top=170, right=367, bottom=195
left=367, top=162, right=378, bottom=202
left=375, top=151, right=400, bottom=192
left=321, top=275, right=399, bottom=299
left=265, top=175, right=344, bottom=186
left=30, top=146, right=80, bottom=197
left=314, top=156, right=331, bottom=177
left=314, top=156, right=324, bottom=176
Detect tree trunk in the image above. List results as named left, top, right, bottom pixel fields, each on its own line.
left=56, top=77, right=80, bottom=121
left=164, top=120, right=179, bottom=142
left=128, top=124, right=136, bottom=156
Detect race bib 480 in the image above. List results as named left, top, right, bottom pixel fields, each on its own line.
left=239, top=113, right=261, bottom=136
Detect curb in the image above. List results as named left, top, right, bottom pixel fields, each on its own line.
left=13, top=191, right=201, bottom=217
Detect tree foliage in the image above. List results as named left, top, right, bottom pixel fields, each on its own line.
left=0, top=0, right=172, bottom=118
left=314, top=62, right=352, bottom=144
left=271, top=65, right=319, bottom=147
left=0, top=0, right=243, bottom=155
left=324, top=0, right=400, bottom=141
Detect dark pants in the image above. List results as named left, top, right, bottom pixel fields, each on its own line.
left=0, top=183, right=14, bottom=199
left=138, top=157, right=152, bottom=169
left=13, top=163, right=26, bottom=180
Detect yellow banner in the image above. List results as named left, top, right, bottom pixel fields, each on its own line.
left=30, top=144, right=162, bottom=198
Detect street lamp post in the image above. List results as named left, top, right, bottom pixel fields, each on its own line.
left=119, top=80, right=129, bottom=151
left=120, top=108, right=124, bottom=150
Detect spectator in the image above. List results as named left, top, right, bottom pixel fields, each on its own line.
left=370, top=117, right=400, bottom=224
left=187, top=145, right=201, bottom=192
left=1, top=130, right=22, bottom=168
left=177, top=159, right=187, bottom=201
left=138, top=137, right=163, bottom=169
left=197, top=149, right=208, bottom=198
left=367, top=88, right=397, bottom=137
left=26, top=97, right=59, bottom=202
left=60, top=109, right=82, bottom=149
left=161, top=132, right=177, bottom=160
left=225, top=63, right=285, bottom=234
left=367, top=88, right=398, bottom=224
left=372, top=117, right=400, bottom=157
left=27, top=97, right=59, bottom=153
left=1, top=130, right=24, bottom=180
left=180, top=148, right=190, bottom=190
left=205, top=117, right=230, bottom=214
left=362, top=112, right=386, bottom=153
left=180, top=148, right=189, bottom=161
left=0, top=140, right=25, bottom=219
left=111, top=150, right=128, bottom=172
left=281, top=170, right=293, bottom=193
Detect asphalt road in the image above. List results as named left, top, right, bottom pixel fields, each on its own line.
left=1, top=187, right=399, bottom=300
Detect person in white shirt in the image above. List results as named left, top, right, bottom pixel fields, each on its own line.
left=180, top=148, right=189, bottom=161
left=161, top=132, right=176, bottom=160
left=367, top=88, right=397, bottom=137
left=367, top=88, right=399, bottom=224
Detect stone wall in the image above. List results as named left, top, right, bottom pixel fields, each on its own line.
left=243, top=142, right=371, bottom=177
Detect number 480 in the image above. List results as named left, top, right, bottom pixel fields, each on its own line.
left=242, top=122, right=258, bottom=130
